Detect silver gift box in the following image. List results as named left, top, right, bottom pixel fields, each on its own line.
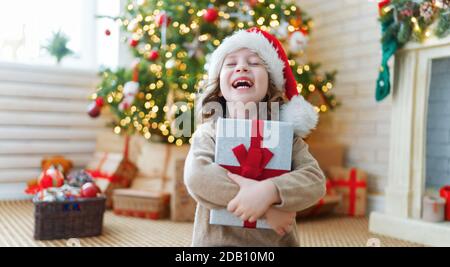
left=210, top=118, right=293, bottom=229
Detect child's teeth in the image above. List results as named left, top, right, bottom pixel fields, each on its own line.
left=232, top=79, right=253, bottom=89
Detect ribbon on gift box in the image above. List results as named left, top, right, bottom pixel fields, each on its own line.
left=86, top=152, right=121, bottom=183
left=220, top=120, right=289, bottom=180
left=331, top=168, right=366, bottom=216
left=219, top=120, right=289, bottom=228
left=440, top=185, right=450, bottom=221
left=86, top=135, right=133, bottom=185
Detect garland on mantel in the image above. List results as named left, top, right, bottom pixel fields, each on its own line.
left=376, top=0, right=450, bottom=102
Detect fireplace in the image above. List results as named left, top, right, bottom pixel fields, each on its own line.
left=369, top=36, right=450, bottom=246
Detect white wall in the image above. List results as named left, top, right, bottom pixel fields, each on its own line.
left=300, top=0, right=390, bottom=195
left=0, top=63, right=106, bottom=199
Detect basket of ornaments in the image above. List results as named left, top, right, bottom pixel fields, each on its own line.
left=26, top=166, right=106, bottom=240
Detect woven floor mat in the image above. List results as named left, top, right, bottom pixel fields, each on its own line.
left=0, top=200, right=423, bottom=247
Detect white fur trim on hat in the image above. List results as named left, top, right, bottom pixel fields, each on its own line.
left=280, top=95, right=318, bottom=138
left=207, top=30, right=285, bottom=90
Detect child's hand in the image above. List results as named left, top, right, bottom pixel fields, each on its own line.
left=265, top=207, right=296, bottom=236
left=226, top=172, right=281, bottom=222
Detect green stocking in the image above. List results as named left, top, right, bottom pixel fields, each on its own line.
left=376, top=19, right=399, bottom=102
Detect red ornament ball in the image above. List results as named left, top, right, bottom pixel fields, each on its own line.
left=80, top=182, right=100, bottom=198
left=155, top=12, right=171, bottom=27
left=95, top=96, right=104, bottom=107
left=87, top=101, right=101, bottom=118
left=105, top=29, right=111, bottom=36
left=148, top=50, right=159, bottom=61
left=246, top=0, right=258, bottom=8
left=129, top=38, right=139, bottom=47
left=38, top=167, right=64, bottom=189
left=204, top=7, right=218, bottom=23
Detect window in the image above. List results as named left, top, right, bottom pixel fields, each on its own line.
left=97, top=0, right=121, bottom=69
left=0, top=0, right=120, bottom=70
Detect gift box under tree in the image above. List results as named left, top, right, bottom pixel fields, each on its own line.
left=134, top=138, right=190, bottom=183
left=132, top=141, right=194, bottom=221
left=327, top=167, right=367, bottom=216
left=112, top=189, right=170, bottom=219
left=112, top=177, right=171, bottom=220
left=210, top=118, right=293, bottom=229
left=171, top=159, right=196, bottom=222
left=111, top=141, right=175, bottom=220
left=86, top=135, right=138, bottom=209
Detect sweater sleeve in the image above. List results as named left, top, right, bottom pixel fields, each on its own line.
left=183, top=123, right=240, bottom=210
left=270, top=136, right=326, bottom=212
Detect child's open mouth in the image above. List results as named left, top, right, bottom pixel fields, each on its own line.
left=231, top=78, right=254, bottom=90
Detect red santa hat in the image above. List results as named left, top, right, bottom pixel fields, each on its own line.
left=207, top=27, right=318, bottom=137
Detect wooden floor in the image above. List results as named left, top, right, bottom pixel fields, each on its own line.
left=0, top=200, right=423, bottom=247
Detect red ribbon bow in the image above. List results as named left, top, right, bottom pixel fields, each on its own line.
left=221, top=120, right=288, bottom=181
left=232, top=144, right=273, bottom=180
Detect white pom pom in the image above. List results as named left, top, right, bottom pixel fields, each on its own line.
left=119, top=81, right=139, bottom=111
left=280, top=95, right=318, bottom=138
left=289, top=30, right=309, bottom=54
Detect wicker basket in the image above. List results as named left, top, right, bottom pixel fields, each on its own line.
left=112, top=189, right=170, bottom=219
left=33, top=197, right=106, bottom=240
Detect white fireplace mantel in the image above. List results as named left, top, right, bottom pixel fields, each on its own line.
left=369, top=36, right=450, bottom=247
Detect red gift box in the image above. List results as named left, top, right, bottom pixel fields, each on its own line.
left=440, top=185, right=450, bottom=221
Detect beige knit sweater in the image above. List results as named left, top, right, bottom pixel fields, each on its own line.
left=184, top=120, right=326, bottom=247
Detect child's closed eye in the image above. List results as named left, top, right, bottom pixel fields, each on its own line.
left=248, top=58, right=263, bottom=66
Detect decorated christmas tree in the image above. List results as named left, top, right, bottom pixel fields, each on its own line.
left=91, top=0, right=338, bottom=145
